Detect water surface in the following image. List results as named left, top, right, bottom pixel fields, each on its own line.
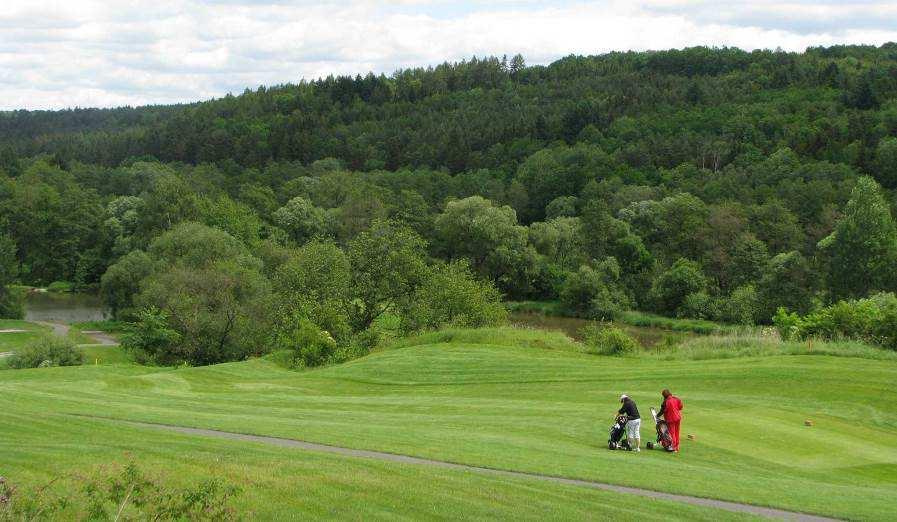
left=24, top=292, right=110, bottom=323
left=509, top=312, right=693, bottom=347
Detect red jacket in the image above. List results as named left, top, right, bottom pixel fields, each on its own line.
left=661, top=396, right=683, bottom=422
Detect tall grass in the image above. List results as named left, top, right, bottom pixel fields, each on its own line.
left=618, top=310, right=750, bottom=335
left=505, top=300, right=564, bottom=315
left=506, top=301, right=752, bottom=336
left=390, top=324, right=897, bottom=362
left=643, top=330, right=897, bottom=361
left=388, top=326, right=583, bottom=353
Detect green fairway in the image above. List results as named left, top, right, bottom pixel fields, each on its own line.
left=3, top=327, right=897, bottom=519
left=2, top=411, right=757, bottom=520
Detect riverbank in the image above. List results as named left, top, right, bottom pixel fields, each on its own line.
left=507, top=301, right=753, bottom=335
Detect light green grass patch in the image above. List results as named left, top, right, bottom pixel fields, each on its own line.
left=0, top=320, right=50, bottom=352
left=79, top=344, right=131, bottom=365
left=647, top=332, right=897, bottom=361
left=72, top=319, right=128, bottom=333
left=4, top=328, right=897, bottom=519
left=0, top=413, right=753, bottom=521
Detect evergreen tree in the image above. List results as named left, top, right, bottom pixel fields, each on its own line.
left=821, top=176, right=897, bottom=299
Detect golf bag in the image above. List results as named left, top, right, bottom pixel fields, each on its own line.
left=608, top=414, right=631, bottom=450
left=646, top=407, right=674, bottom=451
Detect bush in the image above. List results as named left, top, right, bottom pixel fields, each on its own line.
left=774, top=292, right=897, bottom=349
left=0, top=462, right=240, bottom=521
left=8, top=336, right=83, bottom=369
left=580, top=324, right=641, bottom=355
left=678, top=291, right=716, bottom=320
left=718, top=285, right=760, bottom=325
left=401, top=260, right=507, bottom=332
left=772, top=307, right=802, bottom=341
left=121, top=307, right=182, bottom=365
left=46, top=281, right=75, bottom=293
left=273, top=316, right=338, bottom=368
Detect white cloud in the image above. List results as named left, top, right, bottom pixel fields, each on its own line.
left=0, top=0, right=895, bottom=110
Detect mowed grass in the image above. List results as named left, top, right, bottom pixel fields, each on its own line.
left=2, top=410, right=744, bottom=520
left=79, top=344, right=131, bottom=364
left=4, top=327, right=897, bottom=519
left=0, top=319, right=49, bottom=351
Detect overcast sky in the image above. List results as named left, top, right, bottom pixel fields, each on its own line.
left=2, top=1, right=896, bottom=110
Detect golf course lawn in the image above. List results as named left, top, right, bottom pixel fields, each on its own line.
left=4, top=327, right=896, bottom=520
left=0, top=319, right=49, bottom=352
left=3, top=412, right=751, bottom=521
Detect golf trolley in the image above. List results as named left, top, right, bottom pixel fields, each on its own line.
left=645, top=407, right=674, bottom=451
left=607, top=414, right=631, bottom=450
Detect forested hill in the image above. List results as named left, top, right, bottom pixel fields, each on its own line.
left=3, top=44, right=897, bottom=343
left=3, top=45, right=897, bottom=175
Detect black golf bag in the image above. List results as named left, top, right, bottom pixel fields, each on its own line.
left=608, top=414, right=631, bottom=450
left=646, top=407, right=674, bottom=451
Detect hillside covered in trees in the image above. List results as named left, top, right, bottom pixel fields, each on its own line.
left=3, top=44, right=897, bottom=362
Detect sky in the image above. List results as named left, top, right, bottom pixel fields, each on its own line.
left=1, top=1, right=896, bottom=110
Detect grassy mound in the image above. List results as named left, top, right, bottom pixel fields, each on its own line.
left=3, top=327, right=896, bottom=519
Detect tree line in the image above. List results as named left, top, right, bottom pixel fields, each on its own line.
left=2, top=44, right=897, bottom=362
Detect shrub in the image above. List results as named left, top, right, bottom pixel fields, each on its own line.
left=8, top=336, right=83, bottom=369
left=0, top=462, right=240, bottom=521
left=121, top=307, right=183, bottom=365
left=678, top=291, right=716, bottom=320
left=774, top=293, right=897, bottom=349
left=46, top=281, right=74, bottom=293
left=401, top=260, right=507, bottom=332
left=580, top=324, right=641, bottom=355
left=874, top=296, right=897, bottom=350
left=718, top=285, right=761, bottom=325
left=772, top=307, right=802, bottom=341
left=273, top=316, right=338, bottom=368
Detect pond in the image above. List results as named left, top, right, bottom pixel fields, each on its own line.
left=509, top=311, right=694, bottom=347
left=24, top=291, right=110, bottom=323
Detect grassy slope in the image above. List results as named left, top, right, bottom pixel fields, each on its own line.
left=506, top=301, right=747, bottom=335
left=4, top=328, right=897, bottom=519
left=78, top=344, right=131, bottom=364
left=2, top=409, right=742, bottom=521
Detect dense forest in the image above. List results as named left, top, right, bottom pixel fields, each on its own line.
left=3, top=44, right=897, bottom=364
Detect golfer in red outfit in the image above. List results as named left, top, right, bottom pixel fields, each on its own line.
left=658, top=389, right=683, bottom=451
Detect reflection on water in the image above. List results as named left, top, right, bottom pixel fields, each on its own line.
left=509, top=312, right=692, bottom=347
left=24, top=291, right=110, bottom=323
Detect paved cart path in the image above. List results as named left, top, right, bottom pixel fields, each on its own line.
left=99, top=417, right=838, bottom=522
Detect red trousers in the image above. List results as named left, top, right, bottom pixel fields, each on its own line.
left=667, top=420, right=681, bottom=451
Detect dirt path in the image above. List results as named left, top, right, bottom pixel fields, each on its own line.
left=35, top=321, right=118, bottom=345
left=35, top=321, right=70, bottom=337
left=79, top=330, right=118, bottom=345
left=112, top=418, right=836, bottom=521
